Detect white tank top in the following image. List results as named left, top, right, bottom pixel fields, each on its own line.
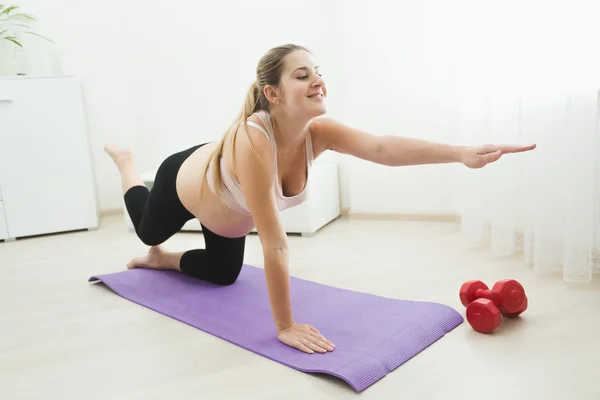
left=206, top=111, right=314, bottom=216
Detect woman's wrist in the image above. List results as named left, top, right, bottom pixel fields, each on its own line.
left=275, top=320, right=295, bottom=334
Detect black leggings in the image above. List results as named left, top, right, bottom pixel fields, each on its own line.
left=124, top=144, right=246, bottom=285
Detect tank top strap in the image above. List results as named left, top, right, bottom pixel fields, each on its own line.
left=244, top=121, right=270, bottom=142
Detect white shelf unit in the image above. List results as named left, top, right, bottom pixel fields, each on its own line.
left=0, top=75, right=99, bottom=241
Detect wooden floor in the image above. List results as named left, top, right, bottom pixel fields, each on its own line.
left=1, top=213, right=599, bottom=399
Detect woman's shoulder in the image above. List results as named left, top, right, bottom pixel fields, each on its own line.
left=247, top=110, right=268, bottom=126
left=233, top=111, right=273, bottom=156
left=308, top=116, right=332, bottom=158
left=243, top=111, right=273, bottom=143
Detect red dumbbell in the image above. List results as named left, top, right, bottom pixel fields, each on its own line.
left=503, top=295, right=528, bottom=318
left=459, top=279, right=528, bottom=333
left=465, top=298, right=502, bottom=333
left=459, top=279, right=527, bottom=317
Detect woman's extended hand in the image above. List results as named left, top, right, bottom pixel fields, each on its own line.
left=460, top=143, right=536, bottom=169
left=277, top=323, right=335, bottom=354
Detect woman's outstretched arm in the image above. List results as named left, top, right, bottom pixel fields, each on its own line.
left=311, top=118, right=536, bottom=168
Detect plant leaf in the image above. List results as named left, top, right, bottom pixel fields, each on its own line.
left=24, top=31, right=52, bottom=43
left=0, top=29, right=7, bottom=36
left=4, top=36, right=22, bottom=47
left=0, top=13, right=36, bottom=23
left=0, top=5, right=20, bottom=15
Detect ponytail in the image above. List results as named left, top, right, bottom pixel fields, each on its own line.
left=200, top=81, right=263, bottom=200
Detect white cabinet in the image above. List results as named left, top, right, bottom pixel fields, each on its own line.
left=125, top=163, right=341, bottom=236
left=0, top=181, right=5, bottom=240
left=0, top=201, right=8, bottom=240
left=0, top=76, right=99, bottom=240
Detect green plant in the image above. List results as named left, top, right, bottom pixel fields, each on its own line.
left=0, top=4, right=51, bottom=48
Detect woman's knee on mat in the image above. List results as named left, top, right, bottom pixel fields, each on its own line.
left=213, top=272, right=240, bottom=286
left=180, top=250, right=243, bottom=285
left=201, top=259, right=243, bottom=285
left=212, top=252, right=244, bottom=285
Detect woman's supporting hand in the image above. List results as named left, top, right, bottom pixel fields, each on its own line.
left=277, top=323, right=336, bottom=354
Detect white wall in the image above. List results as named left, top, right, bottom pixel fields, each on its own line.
left=326, top=0, right=461, bottom=214
left=11, top=0, right=334, bottom=211
left=9, top=0, right=461, bottom=214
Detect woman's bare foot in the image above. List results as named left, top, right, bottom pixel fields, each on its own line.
left=127, top=246, right=183, bottom=272
left=127, top=246, right=164, bottom=270
left=104, top=144, right=134, bottom=168
left=104, top=144, right=144, bottom=194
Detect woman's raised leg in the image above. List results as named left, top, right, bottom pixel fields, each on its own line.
left=105, top=143, right=205, bottom=271
left=104, top=144, right=144, bottom=195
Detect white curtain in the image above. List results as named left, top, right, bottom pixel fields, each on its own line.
left=454, top=0, right=600, bottom=282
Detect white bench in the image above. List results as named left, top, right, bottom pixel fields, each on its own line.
left=124, top=162, right=341, bottom=236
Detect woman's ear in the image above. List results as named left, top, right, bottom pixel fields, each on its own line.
left=263, top=85, right=280, bottom=105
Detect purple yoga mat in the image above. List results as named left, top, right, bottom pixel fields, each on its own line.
left=89, top=264, right=463, bottom=392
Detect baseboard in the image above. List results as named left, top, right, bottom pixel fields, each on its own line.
left=104, top=206, right=460, bottom=223
left=343, top=208, right=461, bottom=223
left=100, top=208, right=124, bottom=217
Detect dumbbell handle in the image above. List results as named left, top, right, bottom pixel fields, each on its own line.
left=474, top=286, right=526, bottom=315
left=474, top=289, right=493, bottom=300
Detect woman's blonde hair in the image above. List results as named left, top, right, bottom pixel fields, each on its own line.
left=201, top=44, right=310, bottom=200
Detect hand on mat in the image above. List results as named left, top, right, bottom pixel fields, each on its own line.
left=277, top=323, right=335, bottom=354
left=460, top=143, right=536, bottom=169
